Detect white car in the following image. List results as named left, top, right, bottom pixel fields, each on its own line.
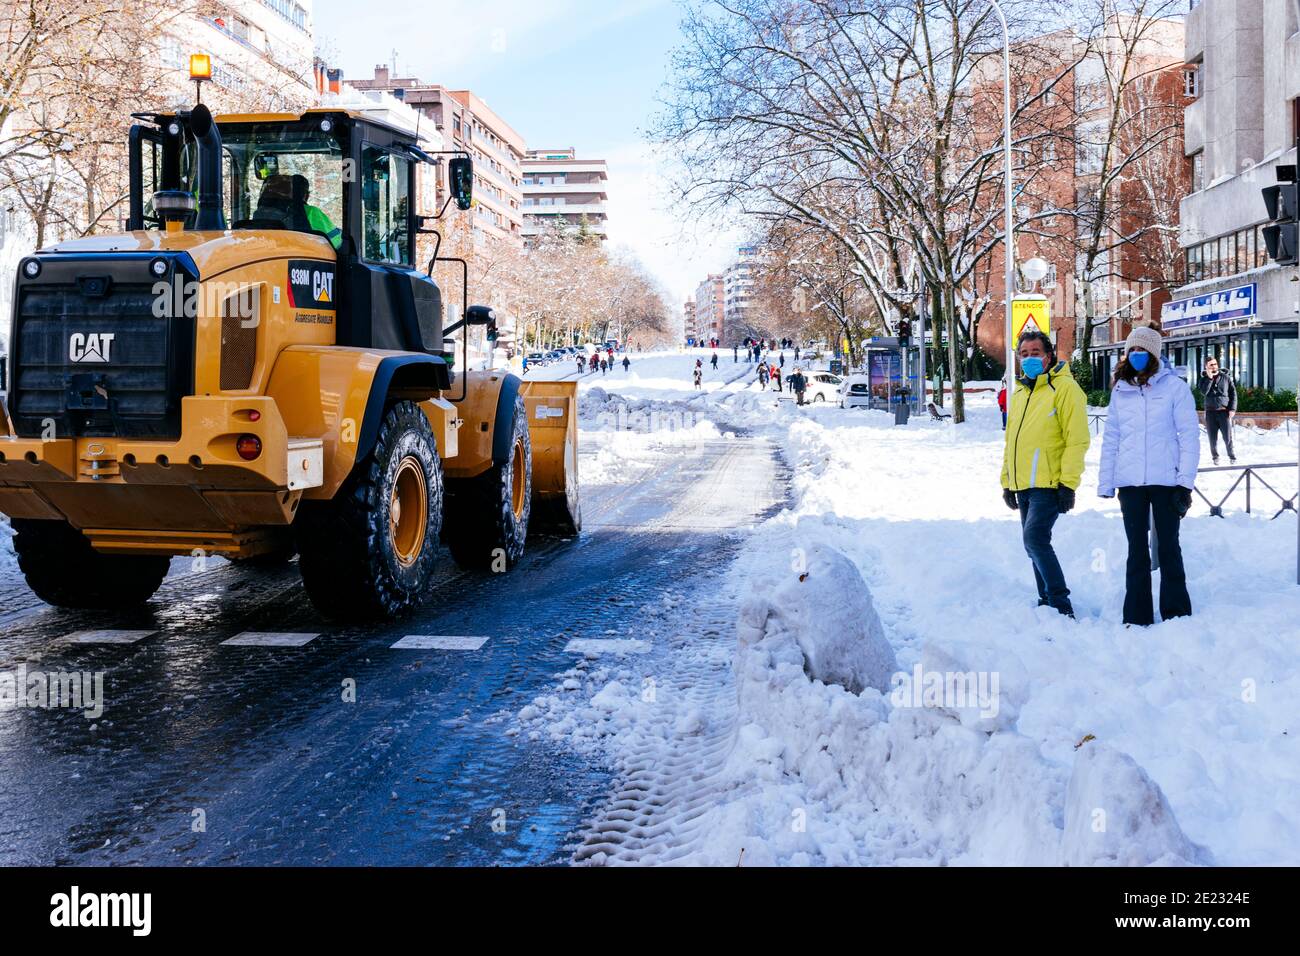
left=839, top=374, right=871, bottom=408
left=794, top=371, right=843, bottom=403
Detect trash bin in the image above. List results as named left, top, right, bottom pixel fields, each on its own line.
left=894, top=402, right=910, bottom=425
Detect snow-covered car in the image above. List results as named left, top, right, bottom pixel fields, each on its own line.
left=793, top=372, right=843, bottom=403
left=840, top=374, right=871, bottom=408
left=526, top=351, right=547, bottom=367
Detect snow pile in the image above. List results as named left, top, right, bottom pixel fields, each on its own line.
left=735, top=541, right=895, bottom=695
left=0, top=517, right=14, bottom=572
left=538, top=359, right=1300, bottom=865
left=1062, top=741, right=1209, bottom=866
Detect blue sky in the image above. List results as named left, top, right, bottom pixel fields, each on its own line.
left=313, top=0, right=744, bottom=305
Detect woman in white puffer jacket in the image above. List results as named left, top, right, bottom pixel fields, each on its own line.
left=1098, top=326, right=1201, bottom=626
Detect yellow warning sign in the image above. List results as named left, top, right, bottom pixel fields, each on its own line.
left=1012, top=296, right=1051, bottom=343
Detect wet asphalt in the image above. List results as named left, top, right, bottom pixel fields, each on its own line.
left=0, top=434, right=782, bottom=865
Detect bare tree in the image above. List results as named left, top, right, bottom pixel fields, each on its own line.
left=656, top=0, right=1079, bottom=421
left=1062, top=0, right=1186, bottom=359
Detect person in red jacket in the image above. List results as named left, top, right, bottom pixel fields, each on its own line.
left=997, top=379, right=1008, bottom=430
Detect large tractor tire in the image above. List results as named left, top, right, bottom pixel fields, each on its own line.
left=443, top=394, right=531, bottom=571
left=295, top=401, right=443, bottom=620
left=11, top=518, right=169, bottom=609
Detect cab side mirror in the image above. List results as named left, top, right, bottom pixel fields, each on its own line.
left=466, top=304, right=497, bottom=341
left=449, top=156, right=473, bottom=211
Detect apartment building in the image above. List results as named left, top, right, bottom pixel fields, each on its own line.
left=694, top=275, right=725, bottom=345
left=723, top=246, right=758, bottom=343
left=1153, top=0, right=1300, bottom=393
left=350, top=67, right=526, bottom=246
left=683, top=299, right=698, bottom=343
left=159, top=0, right=318, bottom=110
left=522, top=148, right=609, bottom=245
left=971, top=14, right=1188, bottom=372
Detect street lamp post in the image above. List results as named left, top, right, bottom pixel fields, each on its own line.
left=984, top=0, right=1018, bottom=388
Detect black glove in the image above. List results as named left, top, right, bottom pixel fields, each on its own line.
left=1174, top=486, right=1193, bottom=519
left=1002, top=489, right=1018, bottom=511
left=1057, top=485, right=1076, bottom=514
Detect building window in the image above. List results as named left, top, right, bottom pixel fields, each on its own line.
left=1183, top=67, right=1200, bottom=99
left=1190, top=151, right=1205, bottom=191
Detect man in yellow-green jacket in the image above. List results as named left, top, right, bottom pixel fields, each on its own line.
left=1001, top=329, right=1090, bottom=618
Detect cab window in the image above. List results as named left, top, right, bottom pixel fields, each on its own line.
left=361, top=145, right=411, bottom=265
left=215, top=122, right=344, bottom=248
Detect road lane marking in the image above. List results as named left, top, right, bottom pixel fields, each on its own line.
left=60, top=630, right=157, bottom=645
left=221, top=632, right=319, bottom=648
left=391, top=635, right=489, bottom=651
left=564, top=638, right=650, bottom=655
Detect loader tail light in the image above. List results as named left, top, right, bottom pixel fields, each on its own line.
left=236, top=434, right=262, bottom=461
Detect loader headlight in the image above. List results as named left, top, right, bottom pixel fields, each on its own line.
left=149, top=257, right=169, bottom=277
left=22, top=259, right=41, bottom=279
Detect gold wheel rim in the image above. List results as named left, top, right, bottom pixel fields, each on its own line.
left=390, top=456, right=428, bottom=567
left=510, top=438, right=526, bottom=520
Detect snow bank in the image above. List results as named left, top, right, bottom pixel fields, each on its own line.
left=736, top=541, right=895, bottom=695
left=0, top=516, right=14, bottom=573
left=1062, top=742, right=1209, bottom=866
left=533, top=353, right=1299, bottom=865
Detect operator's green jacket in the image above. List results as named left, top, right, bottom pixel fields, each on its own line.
left=1001, top=361, right=1090, bottom=492
left=305, top=204, right=342, bottom=250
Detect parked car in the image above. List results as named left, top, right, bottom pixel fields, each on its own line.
left=795, top=371, right=843, bottom=403
left=840, top=375, right=871, bottom=409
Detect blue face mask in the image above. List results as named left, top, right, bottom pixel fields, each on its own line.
left=1129, top=351, right=1151, bottom=372
left=1021, top=357, right=1045, bottom=379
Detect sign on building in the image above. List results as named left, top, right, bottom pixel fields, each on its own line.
left=1161, top=283, right=1257, bottom=333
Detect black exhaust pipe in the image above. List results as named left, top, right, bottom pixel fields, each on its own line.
left=188, top=103, right=226, bottom=231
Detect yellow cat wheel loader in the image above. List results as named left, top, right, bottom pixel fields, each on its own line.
left=0, top=97, right=580, bottom=620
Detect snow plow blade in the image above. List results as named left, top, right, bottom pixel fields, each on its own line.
left=520, top=379, right=581, bottom=536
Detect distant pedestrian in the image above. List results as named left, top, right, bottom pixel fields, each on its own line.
left=1099, top=326, right=1200, bottom=627
left=1198, top=357, right=1237, bottom=465
left=772, top=368, right=783, bottom=393
left=794, top=346, right=801, bottom=362
left=711, top=352, right=719, bottom=370
left=733, top=346, right=738, bottom=363
left=576, top=355, right=585, bottom=374
left=600, top=358, right=608, bottom=375
left=997, top=380, right=1008, bottom=430
left=693, top=367, right=703, bottom=390
left=622, top=356, right=630, bottom=372
left=790, top=368, right=808, bottom=405
left=753, top=344, right=761, bottom=362
left=1001, top=330, right=1089, bottom=619
left=758, top=363, right=769, bottom=390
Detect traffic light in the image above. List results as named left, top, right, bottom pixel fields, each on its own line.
left=1262, top=160, right=1298, bottom=266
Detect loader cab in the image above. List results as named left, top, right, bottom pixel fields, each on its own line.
left=128, top=109, right=459, bottom=364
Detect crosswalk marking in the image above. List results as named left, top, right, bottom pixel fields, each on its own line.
left=220, top=632, right=319, bottom=648
left=60, top=630, right=157, bottom=645
left=564, top=638, right=650, bottom=655
left=391, top=635, right=489, bottom=651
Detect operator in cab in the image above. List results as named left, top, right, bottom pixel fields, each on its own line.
left=254, top=173, right=342, bottom=250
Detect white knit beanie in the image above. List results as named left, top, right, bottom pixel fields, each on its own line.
left=1124, top=325, right=1164, bottom=358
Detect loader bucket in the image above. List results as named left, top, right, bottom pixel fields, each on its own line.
left=519, top=379, right=581, bottom=536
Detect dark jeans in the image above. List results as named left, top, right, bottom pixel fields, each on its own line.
left=1118, top=485, right=1192, bottom=626
left=1206, top=410, right=1235, bottom=461
left=1018, top=489, right=1072, bottom=614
